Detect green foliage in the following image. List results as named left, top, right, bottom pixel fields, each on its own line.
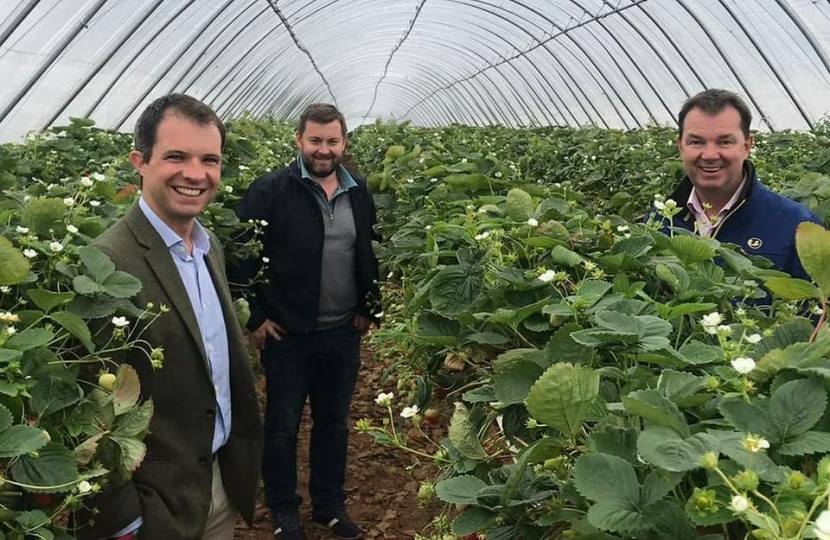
left=5, top=114, right=830, bottom=540
left=356, top=120, right=830, bottom=540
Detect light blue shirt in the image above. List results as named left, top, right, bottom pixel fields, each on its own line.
left=138, top=198, right=232, bottom=454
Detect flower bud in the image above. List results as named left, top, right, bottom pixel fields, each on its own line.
left=733, top=470, right=759, bottom=491
left=699, top=452, right=719, bottom=470
left=787, top=471, right=807, bottom=490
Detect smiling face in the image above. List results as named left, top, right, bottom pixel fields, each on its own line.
left=295, top=120, right=346, bottom=180
left=131, top=112, right=222, bottom=239
left=678, top=106, right=753, bottom=210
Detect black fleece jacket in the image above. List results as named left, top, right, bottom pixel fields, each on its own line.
left=228, top=160, right=381, bottom=334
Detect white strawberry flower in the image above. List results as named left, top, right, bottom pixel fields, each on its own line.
left=745, top=333, right=762, bottom=344
left=538, top=270, right=557, bottom=283
left=23, top=249, right=37, bottom=258
left=111, top=316, right=130, bottom=327
left=49, top=241, right=64, bottom=252
left=701, top=312, right=723, bottom=334
left=527, top=218, right=538, bottom=227
left=375, top=392, right=394, bottom=406
left=80, top=176, right=94, bottom=187
left=63, top=197, right=75, bottom=206
left=91, top=173, right=106, bottom=182
left=731, top=357, right=756, bottom=374
left=89, top=200, right=101, bottom=207
left=474, top=231, right=490, bottom=241
left=15, top=226, right=29, bottom=234
left=742, top=434, right=770, bottom=453
left=66, top=224, right=79, bottom=234
left=0, top=312, right=19, bottom=323
left=813, top=510, right=830, bottom=540
left=77, top=480, right=92, bottom=494
left=401, top=405, right=420, bottom=419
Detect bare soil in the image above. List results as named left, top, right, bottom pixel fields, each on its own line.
left=234, top=346, right=441, bottom=539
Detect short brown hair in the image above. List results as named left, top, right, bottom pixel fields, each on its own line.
left=298, top=103, right=347, bottom=138
left=134, top=94, right=225, bottom=160
left=678, top=89, right=752, bottom=138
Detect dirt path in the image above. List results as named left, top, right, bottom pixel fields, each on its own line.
left=234, top=346, right=441, bottom=539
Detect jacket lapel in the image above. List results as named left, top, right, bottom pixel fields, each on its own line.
left=124, top=206, right=209, bottom=367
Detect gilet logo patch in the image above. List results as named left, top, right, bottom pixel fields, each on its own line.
left=747, top=237, right=762, bottom=249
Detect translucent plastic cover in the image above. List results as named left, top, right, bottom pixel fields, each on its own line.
left=0, top=0, right=828, bottom=141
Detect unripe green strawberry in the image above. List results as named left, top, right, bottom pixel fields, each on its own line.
left=699, top=452, right=719, bottom=470
left=417, top=482, right=435, bottom=501
left=98, top=373, right=117, bottom=391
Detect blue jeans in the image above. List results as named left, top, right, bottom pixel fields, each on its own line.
left=260, top=323, right=361, bottom=516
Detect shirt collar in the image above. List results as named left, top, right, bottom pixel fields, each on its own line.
left=138, top=197, right=210, bottom=253
left=296, top=154, right=357, bottom=189
left=686, top=178, right=746, bottom=218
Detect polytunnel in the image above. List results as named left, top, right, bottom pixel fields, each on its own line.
left=0, top=0, right=829, bottom=142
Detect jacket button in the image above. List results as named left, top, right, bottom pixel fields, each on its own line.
left=206, top=409, right=215, bottom=419
left=199, top=456, right=210, bottom=466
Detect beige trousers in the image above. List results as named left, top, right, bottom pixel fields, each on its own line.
left=200, top=459, right=238, bottom=540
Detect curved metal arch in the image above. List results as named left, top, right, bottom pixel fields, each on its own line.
left=362, top=0, right=428, bottom=122
left=389, top=48, right=513, bottom=125
left=170, top=0, right=266, bottom=95
left=576, top=1, right=676, bottom=124
left=441, top=0, right=619, bottom=127
left=322, top=1, right=557, bottom=125
left=714, top=0, right=813, bottom=129
left=264, top=0, right=337, bottom=106
left=632, top=2, right=707, bottom=110
left=206, top=19, right=448, bottom=122
left=489, top=0, right=638, bottom=128
left=40, top=0, right=167, bottom=130
left=113, top=0, right=239, bottom=130
left=82, top=0, right=197, bottom=119
left=243, top=18, right=522, bottom=127
left=310, top=4, right=544, bottom=125
left=222, top=69, right=272, bottom=118
left=406, top=34, right=595, bottom=126
left=0, top=0, right=109, bottom=125
left=207, top=42, right=309, bottom=117
left=380, top=62, right=500, bottom=125
left=443, top=6, right=562, bottom=126
left=505, top=55, right=571, bottom=125
left=401, top=0, right=648, bottom=127
left=597, top=0, right=694, bottom=98
left=422, top=89, right=471, bottom=126
left=773, top=0, right=830, bottom=77
left=672, top=0, right=773, bottom=130
left=0, top=0, right=41, bottom=51
left=570, top=24, right=643, bottom=128
left=191, top=25, right=294, bottom=107
left=368, top=82, right=462, bottom=126
left=371, top=0, right=556, bottom=125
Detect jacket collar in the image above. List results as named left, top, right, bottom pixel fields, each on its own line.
left=123, top=205, right=210, bottom=368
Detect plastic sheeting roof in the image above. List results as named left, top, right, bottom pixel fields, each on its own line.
left=0, top=0, right=829, bottom=142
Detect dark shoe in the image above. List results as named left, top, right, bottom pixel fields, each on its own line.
left=273, top=511, right=307, bottom=540
left=312, top=511, right=364, bottom=540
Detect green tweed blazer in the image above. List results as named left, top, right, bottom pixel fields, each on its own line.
left=78, top=204, right=262, bottom=540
